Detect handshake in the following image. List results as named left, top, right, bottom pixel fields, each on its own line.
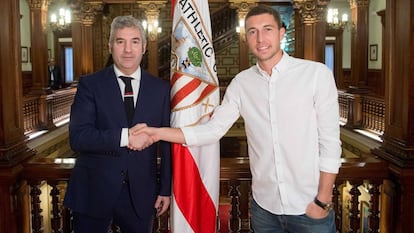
left=127, top=123, right=158, bottom=151
left=127, top=124, right=183, bottom=150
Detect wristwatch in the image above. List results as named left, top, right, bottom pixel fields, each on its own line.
left=314, top=197, right=334, bottom=211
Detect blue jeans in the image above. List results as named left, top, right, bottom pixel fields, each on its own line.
left=250, top=198, right=336, bottom=233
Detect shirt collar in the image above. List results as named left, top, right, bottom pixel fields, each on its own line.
left=113, top=65, right=141, bottom=80
left=255, top=51, right=291, bottom=77
left=275, top=51, right=291, bottom=72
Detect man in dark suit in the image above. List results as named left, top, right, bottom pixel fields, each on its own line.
left=63, top=15, right=171, bottom=233
left=48, top=58, right=62, bottom=90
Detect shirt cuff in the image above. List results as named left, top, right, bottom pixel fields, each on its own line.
left=120, top=128, right=129, bottom=147
left=181, top=127, right=196, bottom=146
left=320, top=157, right=342, bottom=174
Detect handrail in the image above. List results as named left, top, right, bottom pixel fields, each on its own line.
left=23, top=88, right=76, bottom=136
left=20, top=154, right=389, bottom=233
left=338, top=90, right=385, bottom=135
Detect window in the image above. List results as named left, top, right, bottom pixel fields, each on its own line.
left=64, top=47, right=73, bottom=83
left=325, top=44, right=334, bottom=71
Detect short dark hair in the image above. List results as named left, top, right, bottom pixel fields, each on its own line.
left=245, top=5, right=283, bottom=29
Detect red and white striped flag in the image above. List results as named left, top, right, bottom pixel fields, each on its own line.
left=170, top=0, right=220, bottom=232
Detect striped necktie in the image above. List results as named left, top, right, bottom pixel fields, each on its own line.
left=119, top=76, right=135, bottom=126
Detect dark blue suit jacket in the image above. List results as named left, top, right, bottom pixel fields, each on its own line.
left=64, top=66, right=171, bottom=219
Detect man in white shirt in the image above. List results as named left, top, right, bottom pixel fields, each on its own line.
left=131, top=5, right=342, bottom=233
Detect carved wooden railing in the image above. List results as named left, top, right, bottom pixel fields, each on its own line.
left=338, top=90, right=385, bottom=135
left=20, top=155, right=389, bottom=233
left=334, top=157, right=388, bottom=233
left=20, top=90, right=387, bottom=232
left=51, top=89, right=77, bottom=124
left=23, top=158, right=74, bottom=233
left=23, top=88, right=76, bottom=135
left=338, top=90, right=350, bottom=123
left=23, top=95, right=42, bottom=134
left=361, top=96, right=385, bottom=134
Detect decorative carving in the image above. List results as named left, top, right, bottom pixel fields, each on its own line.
left=229, top=1, right=256, bottom=13
left=376, top=135, right=414, bottom=165
left=0, top=141, right=34, bottom=165
left=138, top=1, right=166, bottom=11
left=294, top=0, right=330, bottom=24
left=70, top=1, right=103, bottom=25
left=348, top=180, right=363, bottom=232
left=350, top=0, right=370, bottom=8
left=29, top=0, right=43, bottom=9
left=228, top=180, right=241, bottom=232
left=29, top=182, right=44, bottom=233
left=368, top=181, right=381, bottom=233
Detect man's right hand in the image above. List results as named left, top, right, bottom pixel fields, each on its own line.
left=128, top=123, right=155, bottom=151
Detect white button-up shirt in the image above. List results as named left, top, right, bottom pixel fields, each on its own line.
left=182, top=52, right=342, bottom=215
left=113, top=65, right=141, bottom=147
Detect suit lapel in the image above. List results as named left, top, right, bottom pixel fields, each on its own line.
left=101, top=67, right=129, bottom=125
left=135, top=71, right=148, bottom=118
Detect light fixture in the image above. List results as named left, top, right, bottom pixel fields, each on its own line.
left=49, top=7, right=71, bottom=31
left=327, top=8, right=348, bottom=30
left=236, top=18, right=245, bottom=42
left=142, top=19, right=162, bottom=41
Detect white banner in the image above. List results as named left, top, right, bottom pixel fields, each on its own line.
left=170, top=0, right=220, bottom=232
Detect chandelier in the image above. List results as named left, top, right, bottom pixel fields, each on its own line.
left=50, top=7, right=71, bottom=31
left=327, top=8, right=348, bottom=30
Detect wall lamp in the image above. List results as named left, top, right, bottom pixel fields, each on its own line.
left=236, top=18, right=245, bottom=42
left=327, top=8, right=348, bottom=30
left=142, top=19, right=162, bottom=41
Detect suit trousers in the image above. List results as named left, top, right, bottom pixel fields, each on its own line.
left=73, top=181, right=154, bottom=233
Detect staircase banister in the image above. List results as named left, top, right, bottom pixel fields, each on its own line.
left=22, top=157, right=75, bottom=181
left=337, top=156, right=389, bottom=182
left=220, top=157, right=251, bottom=181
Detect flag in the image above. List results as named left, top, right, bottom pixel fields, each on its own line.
left=170, top=0, right=220, bottom=232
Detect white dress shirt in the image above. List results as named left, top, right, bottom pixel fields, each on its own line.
left=113, top=65, right=141, bottom=147
left=182, top=52, right=342, bottom=215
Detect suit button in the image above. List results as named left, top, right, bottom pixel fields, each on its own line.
left=121, top=171, right=125, bottom=176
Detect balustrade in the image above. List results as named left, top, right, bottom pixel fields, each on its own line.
left=338, top=90, right=350, bottom=123
left=18, top=85, right=389, bottom=233
left=19, top=155, right=388, bottom=233
left=361, top=96, right=385, bottom=134
left=51, top=89, right=77, bottom=124
left=23, top=88, right=76, bottom=135
left=338, top=90, right=384, bottom=135
left=23, top=95, right=41, bottom=134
